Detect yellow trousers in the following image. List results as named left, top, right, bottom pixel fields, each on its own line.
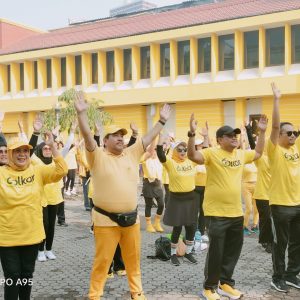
left=242, top=182, right=259, bottom=228
left=89, top=223, right=143, bottom=300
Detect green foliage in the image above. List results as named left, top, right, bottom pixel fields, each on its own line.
left=42, top=89, right=113, bottom=132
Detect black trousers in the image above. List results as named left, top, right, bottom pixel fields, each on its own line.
left=256, top=199, right=272, bottom=244
left=57, top=187, right=66, bottom=223
left=39, top=205, right=58, bottom=251
left=0, top=244, right=39, bottom=300
left=270, top=205, right=300, bottom=281
left=163, top=184, right=170, bottom=206
left=195, top=186, right=206, bottom=235
left=204, top=216, right=244, bottom=289
left=65, top=169, right=76, bottom=191
left=144, top=197, right=164, bottom=217
left=171, top=224, right=196, bottom=243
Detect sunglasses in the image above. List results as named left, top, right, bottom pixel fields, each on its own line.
left=285, top=131, right=299, bottom=137
left=0, top=149, right=7, bottom=154
left=177, top=148, right=187, bottom=153
left=43, top=147, right=52, bottom=151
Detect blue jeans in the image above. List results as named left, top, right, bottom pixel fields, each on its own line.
left=82, top=176, right=90, bottom=210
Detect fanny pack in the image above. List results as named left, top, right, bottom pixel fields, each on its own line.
left=93, top=206, right=137, bottom=227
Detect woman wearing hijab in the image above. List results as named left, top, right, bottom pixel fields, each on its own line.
left=157, top=135, right=198, bottom=266
left=0, top=133, right=67, bottom=300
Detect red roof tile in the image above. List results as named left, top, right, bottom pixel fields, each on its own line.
left=1, top=0, right=300, bottom=56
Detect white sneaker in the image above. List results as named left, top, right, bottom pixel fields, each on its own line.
left=200, top=242, right=208, bottom=251
left=65, top=190, right=71, bottom=196
left=45, top=250, right=56, bottom=260
left=194, top=242, right=208, bottom=252
left=37, top=251, right=47, bottom=262
left=201, top=234, right=209, bottom=242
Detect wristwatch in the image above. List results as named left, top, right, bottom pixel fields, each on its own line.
left=187, top=131, right=195, bottom=138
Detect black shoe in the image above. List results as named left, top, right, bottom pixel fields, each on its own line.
left=85, top=207, right=91, bottom=211
left=170, top=254, right=180, bottom=266
left=184, top=253, right=197, bottom=264
left=271, top=280, right=288, bottom=293
left=57, top=221, right=68, bottom=227
left=285, top=277, right=300, bottom=289
left=265, top=243, right=272, bottom=254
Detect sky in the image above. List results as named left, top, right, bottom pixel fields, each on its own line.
left=1, top=0, right=184, bottom=31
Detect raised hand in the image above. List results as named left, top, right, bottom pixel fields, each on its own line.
left=271, top=82, right=281, bottom=100
left=18, top=120, right=24, bottom=133
left=199, top=126, right=208, bottom=137
left=159, top=104, right=171, bottom=123
left=33, top=115, right=43, bottom=133
left=70, top=119, right=78, bottom=133
left=74, top=91, right=89, bottom=113
left=130, top=122, right=139, bottom=135
left=44, top=131, right=55, bottom=147
left=257, top=114, right=268, bottom=132
left=52, top=125, right=61, bottom=137
left=189, top=113, right=198, bottom=133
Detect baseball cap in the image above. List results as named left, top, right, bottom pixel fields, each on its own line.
left=172, top=141, right=187, bottom=149
left=8, top=141, right=33, bottom=150
left=103, top=125, right=128, bottom=137
left=216, top=126, right=241, bottom=138
left=0, top=135, right=7, bottom=147
left=195, top=138, right=204, bottom=146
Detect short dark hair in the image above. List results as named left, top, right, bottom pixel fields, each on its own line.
left=280, top=122, right=293, bottom=132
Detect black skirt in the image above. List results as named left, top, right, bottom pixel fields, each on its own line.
left=163, top=191, right=199, bottom=227
left=142, top=178, right=164, bottom=199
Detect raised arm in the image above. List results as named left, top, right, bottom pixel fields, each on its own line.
left=142, top=104, right=171, bottom=148
left=127, top=122, right=138, bottom=147
left=245, top=121, right=256, bottom=150
left=187, top=113, right=205, bottom=164
left=61, top=121, right=77, bottom=158
left=270, top=82, right=281, bottom=145
left=253, top=114, right=268, bottom=160
left=29, top=115, right=43, bottom=156
left=156, top=134, right=167, bottom=163
left=74, top=91, right=96, bottom=152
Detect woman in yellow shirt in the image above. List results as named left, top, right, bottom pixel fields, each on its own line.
left=157, top=136, right=198, bottom=266
left=0, top=133, right=67, bottom=300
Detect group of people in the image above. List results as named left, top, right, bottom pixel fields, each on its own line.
left=0, top=82, right=300, bottom=300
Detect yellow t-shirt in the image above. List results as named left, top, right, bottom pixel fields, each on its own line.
left=201, top=147, right=256, bottom=217
left=0, top=156, right=67, bottom=247
left=267, top=139, right=300, bottom=206
left=161, top=167, right=169, bottom=185
left=86, top=138, right=145, bottom=226
left=163, top=157, right=196, bottom=193
left=242, top=162, right=257, bottom=183
left=195, top=165, right=207, bottom=187
left=253, top=154, right=270, bottom=201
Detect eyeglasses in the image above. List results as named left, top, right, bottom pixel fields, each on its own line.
left=285, top=131, right=299, bottom=137
left=177, top=148, right=187, bottom=153
left=42, top=147, right=51, bottom=151
left=0, top=149, right=7, bottom=154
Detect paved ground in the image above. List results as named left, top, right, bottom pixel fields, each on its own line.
left=1, top=184, right=300, bottom=300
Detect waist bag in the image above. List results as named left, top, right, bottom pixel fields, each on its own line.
left=93, top=206, right=137, bottom=227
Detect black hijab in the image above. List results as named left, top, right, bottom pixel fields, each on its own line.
left=35, top=142, right=52, bottom=165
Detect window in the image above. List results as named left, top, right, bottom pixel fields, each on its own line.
left=219, top=34, right=235, bottom=71
left=140, top=46, right=150, bottom=79
left=292, top=25, right=300, bottom=64
left=91, top=53, right=98, bottom=84
left=7, top=65, right=11, bottom=92
left=178, top=40, right=190, bottom=75
left=198, top=37, right=211, bottom=73
left=106, top=51, right=115, bottom=83
left=123, top=49, right=132, bottom=81
left=244, top=31, right=259, bottom=69
left=20, top=63, right=24, bottom=91
left=46, top=59, right=52, bottom=88
left=33, top=61, right=38, bottom=89
left=160, top=43, right=170, bottom=77
left=60, top=57, right=66, bottom=87
left=266, top=27, right=285, bottom=66
left=75, top=55, right=82, bottom=85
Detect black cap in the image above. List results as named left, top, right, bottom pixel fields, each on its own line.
left=0, top=134, right=7, bottom=147
left=216, top=126, right=241, bottom=138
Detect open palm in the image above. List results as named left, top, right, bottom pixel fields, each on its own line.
left=74, top=91, right=89, bottom=113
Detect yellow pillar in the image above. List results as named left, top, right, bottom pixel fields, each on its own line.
left=150, top=43, right=159, bottom=84
left=132, top=46, right=140, bottom=86
left=190, top=37, right=198, bottom=81
left=37, top=59, right=46, bottom=94
left=114, top=48, right=123, bottom=86
left=285, top=24, right=291, bottom=74
left=235, top=30, right=244, bottom=78
left=82, top=53, right=91, bottom=89
left=10, top=63, right=19, bottom=96
left=51, top=57, right=60, bottom=94
left=259, top=27, right=266, bottom=75
left=66, top=55, right=75, bottom=88
left=234, top=99, right=246, bottom=128
left=211, top=33, right=219, bottom=81
left=170, top=40, right=178, bottom=84
left=24, top=61, right=33, bottom=96
left=0, top=65, right=8, bottom=96
left=98, top=51, right=106, bottom=88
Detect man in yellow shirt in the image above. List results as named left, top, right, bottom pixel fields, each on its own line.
left=74, top=91, right=170, bottom=300
left=267, top=83, right=300, bottom=292
left=187, top=113, right=268, bottom=300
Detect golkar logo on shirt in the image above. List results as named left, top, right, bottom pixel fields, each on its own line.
left=284, top=152, right=300, bottom=161
left=176, top=165, right=193, bottom=172
left=221, top=158, right=241, bottom=168
left=7, top=175, right=35, bottom=186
